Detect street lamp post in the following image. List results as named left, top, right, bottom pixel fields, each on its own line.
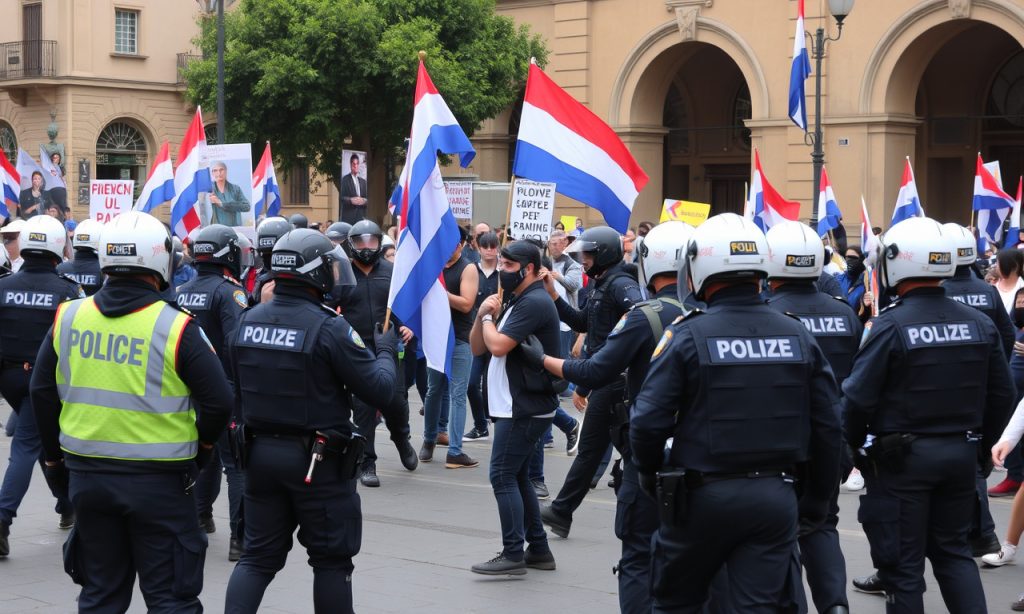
left=808, top=0, right=854, bottom=227
left=216, top=0, right=225, bottom=144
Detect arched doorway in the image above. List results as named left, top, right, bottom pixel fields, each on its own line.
left=95, top=120, right=149, bottom=197
left=0, top=121, right=16, bottom=165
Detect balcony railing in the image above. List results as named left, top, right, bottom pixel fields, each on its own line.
left=177, top=53, right=201, bottom=85
left=0, top=40, right=56, bottom=80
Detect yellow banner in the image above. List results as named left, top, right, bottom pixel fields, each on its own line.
left=559, top=215, right=578, bottom=232
left=660, top=199, right=711, bottom=226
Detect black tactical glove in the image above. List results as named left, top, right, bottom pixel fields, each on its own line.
left=638, top=471, right=658, bottom=500
left=518, top=335, right=546, bottom=369
left=373, top=323, right=398, bottom=357
left=43, top=459, right=70, bottom=502
left=798, top=496, right=829, bottom=537
left=195, top=443, right=215, bottom=471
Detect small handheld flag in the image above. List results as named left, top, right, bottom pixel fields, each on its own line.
left=252, top=143, right=282, bottom=219
left=134, top=142, right=176, bottom=213
left=816, top=166, right=842, bottom=237
left=748, top=149, right=800, bottom=232
left=890, top=157, right=924, bottom=226
left=787, top=0, right=812, bottom=131
left=0, top=149, right=19, bottom=219
left=972, top=154, right=1015, bottom=245
left=170, top=107, right=210, bottom=238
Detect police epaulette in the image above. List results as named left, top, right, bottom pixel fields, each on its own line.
left=878, top=298, right=902, bottom=314
left=676, top=308, right=704, bottom=323
left=782, top=311, right=804, bottom=323
left=221, top=274, right=243, bottom=287
left=57, top=273, right=79, bottom=285
left=170, top=302, right=197, bottom=318
left=829, top=295, right=849, bottom=304
left=318, top=303, right=339, bottom=317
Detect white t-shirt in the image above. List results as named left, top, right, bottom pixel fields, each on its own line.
left=998, top=277, right=1024, bottom=314
left=486, top=304, right=516, bottom=419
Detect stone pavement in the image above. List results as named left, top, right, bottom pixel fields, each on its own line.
left=1, top=396, right=1023, bottom=612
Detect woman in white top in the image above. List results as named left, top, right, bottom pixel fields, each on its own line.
left=983, top=405, right=1024, bottom=575
left=994, top=249, right=1024, bottom=314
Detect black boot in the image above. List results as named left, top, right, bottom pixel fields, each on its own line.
left=397, top=438, right=419, bottom=471
left=360, top=462, right=380, bottom=487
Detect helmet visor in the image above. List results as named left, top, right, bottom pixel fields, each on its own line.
left=565, top=239, right=599, bottom=254
left=323, top=244, right=357, bottom=293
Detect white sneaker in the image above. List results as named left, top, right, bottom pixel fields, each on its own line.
left=842, top=468, right=865, bottom=492
left=982, top=543, right=1017, bottom=567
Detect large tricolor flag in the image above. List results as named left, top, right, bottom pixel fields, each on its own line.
left=973, top=154, right=1016, bottom=245
left=0, top=150, right=18, bottom=219
left=39, top=145, right=65, bottom=190
left=134, top=142, right=176, bottom=213
left=170, top=108, right=210, bottom=238
left=860, top=196, right=880, bottom=265
left=816, top=166, right=842, bottom=237
left=788, top=0, right=812, bottom=131
left=15, top=148, right=45, bottom=191
left=747, top=149, right=800, bottom=232
left=512, top=61, right=648, bottom=233
left=252, top=143, right=282, bottom=218
left=1007, top=177, right=1023, bottom=248
left=387, top=59, right=476, bottom=375
left=890, top=157, right=924, bottom=226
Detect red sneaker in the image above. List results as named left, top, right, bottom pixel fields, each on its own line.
left=989, top=478, right=1022, bottom=498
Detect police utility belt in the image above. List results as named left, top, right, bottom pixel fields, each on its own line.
left=861, top=430, right=980, bottom=474
left=655, top=467, right=794, bottom=527
left=232, top=424, right=366, bottom=482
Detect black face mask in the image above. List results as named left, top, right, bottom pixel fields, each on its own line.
left=1014, top=308, right=1024, bottom=329
left=353, top=247, right=380, bottom=266
left=499, top=269, right=525, bottom=293
left=846, top=256, right=865, bottom=276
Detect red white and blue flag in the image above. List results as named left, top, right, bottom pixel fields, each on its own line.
left=170, top=108, right=210, bottom=238
left=39, top=145, right=65, bottom=190
left=860, top=195, right=880, bottom=265
left=1007, top=177, right=1022, bottom=248
left=15, top=148, right=45, bottom=191
left=788, top=0, right=811, bottom=131
left=512, top=61, right=648, bottom=233
left=387, top=60, right=475, bottom=376
left=890, top=157, right=924, bottom=226
left=746, top=149, right=800, bottom=232
left=134, top=141, right=176, bottom=213
left=972, top=154, right=1016, bottom=245
left=0, top=149, right=18, bottom=219
left=816, top=166, right=842, bottom=237
left=252, top=142, right=282, bottom=219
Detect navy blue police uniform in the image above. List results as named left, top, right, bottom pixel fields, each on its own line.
left=768, top=282, right=861, bottom=613
left=816, top=271, right=844, bottom=298
left=843, top=286, right=1015, bottom=613
left=57, top=251, right=103, bottom=296
left=223, top=281, right=397, bottom=614
left=546, top=261, right=642, bottom=529
left=632, top=284, right=842, bottom=612
left=0, top=257, right=83, bottom=546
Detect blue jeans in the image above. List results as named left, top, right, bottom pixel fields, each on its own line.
left=490, top=416, right=554, bottom=560
left=423, top=340, right=472, bottom=456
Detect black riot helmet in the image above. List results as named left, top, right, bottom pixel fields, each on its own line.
left=192, top=224, right=242, bottom=278
left=348, top=219, right=383, bottom=266
left=270, top=229, right=356, bottom=298
left=565, top=225, right=624, bottom=277
left=289, top=213, right=309, bottom=229
left=326, top=221, right=352, bottom=244
left=255, top=216, right=293, bottom=260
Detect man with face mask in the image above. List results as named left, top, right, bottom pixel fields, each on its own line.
left=835, top=247, right=869, bottom=319
left=335, top=220, right=418, bottom=487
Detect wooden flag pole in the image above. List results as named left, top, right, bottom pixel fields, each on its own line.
left=496, top=175, right=517, bottom=305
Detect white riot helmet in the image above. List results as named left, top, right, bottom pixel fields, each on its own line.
left=19, top=215, right=67, bottom=260
left=637, top=221, right=694, bottom=289
left=765, top=221, right=824, bottom=280
left=878, top=217, right=954, bottom=292
left=684, top=213, right=769, bottom=300
left=941, top=223, right=976, bottom=266
left=72, top=219, right=103, bottom=253
left=0, top=244, right=9, bottom=274
left=98, top=211, right=174, bottom=288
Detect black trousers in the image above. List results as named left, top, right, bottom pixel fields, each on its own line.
left=615, top=458, right=659, bottom=614
left=859, top=436, right=985, bottom=614
left=798, top=480, right=848, bottom=612
left=225, top=436, right=361, bottom=614
left=351, top=355, right=411, bottom=465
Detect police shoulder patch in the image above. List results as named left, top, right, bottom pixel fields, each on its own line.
left=349, top=327, right=366, bottom=349
left=858, top=320, right=873, bottom=348
left=651, top=329, right=673, bottom=359
left=232, top=289, right=248, bottom=308
left=198, top=326, right=216, bottom=353
left=609, top=314, right=628, bottom=337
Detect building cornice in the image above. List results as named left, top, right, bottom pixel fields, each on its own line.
left=0, top=76, right=183, bottom=92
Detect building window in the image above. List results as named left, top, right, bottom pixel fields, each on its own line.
left=290, top=164, right=310, bottom=205
left=732, top=84, right=752, bottom=149
left=0, top=123, right=16, bottom=165
left=114, top=9, right=139, bottom=55
left=203, top=123, right=218, bottom=146
left=97, top=121, right=146, bottom=155
left=663, top=83, right=691, bottom=155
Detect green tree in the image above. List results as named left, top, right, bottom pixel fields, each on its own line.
left=184, top=0, right=546, bottom=194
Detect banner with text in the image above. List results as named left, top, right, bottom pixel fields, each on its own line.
left=444, top=181, right=474, bottom=220
left=89, top=180, right=135, bottom=223
left=660, top=199, right=711, bottom=226
left=509, top=179, right=556, bottom=241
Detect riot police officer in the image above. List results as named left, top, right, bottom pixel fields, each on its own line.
left=523, top=220, right=692, bottom=613
left=224, top=229, right=398, bottom=614
left=0, top=215, right=83, bottom=557
left=289, top=212, right=309, bottom=229
left=335, top=220, right=418, bottom=486
left=765, top=221, right=860, bottom=614
left=326, top=221, right=352, bottom=256
left=631, top=213, right=842, bottom=612
left=29, top=211, right=234, bottom=611
left=57, top=218, right=104, bottom=296
left=540, top=225, right=643, bottom=538
left=843, top=217, right=1014, bottom=613
left=177, top=224, right=249, bottom=559
left=250, top=216, right=293, bottom=304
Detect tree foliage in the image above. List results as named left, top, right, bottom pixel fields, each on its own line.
left=184, top=0, right=547, bottom=188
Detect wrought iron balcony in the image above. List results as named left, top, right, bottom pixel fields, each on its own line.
left=177, top=52, right=201, bottom=85
left=0, top=40, right=56, bottom=80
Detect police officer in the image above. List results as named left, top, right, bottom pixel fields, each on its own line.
left=29, top=211, right=234, bottom=611
left=224, top=228, right=398, bottom=614
left=177, top=224, right=249, bottom=559
left=540, top=225, right=643, bottom=538
left=843, top=217, right=1014, bottom=614
left=631, top=213, right=842, bottom=612
left=335, top=220, right=418, bottom=486
left=250, top=216, right=293, bottom=304
left=765, top=221, right=860, bottom=614
left=289, top=212, right=309, bottom=229
left=522, top=221, right=692, bottom=613
left=326, top=221, right=352, bottom=256
left=0, top=215, right=83, bottom=558
left=57, top=218, right=104, bottom=296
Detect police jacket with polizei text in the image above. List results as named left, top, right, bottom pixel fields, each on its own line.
left=561, top=284, right=684, bottom=402
left=842, top=286, right=1015, bottom=455
left=334, top=258, right=402, bottom=351
left=942, top=265, right=1015, bottom=360
left=56, top=251, right=103, bottom=296
left=176, top=264, right=248, bottom=373
left=29, top=278, right=235, bottom=472
left=630, top=285, right=842, bottom=503
left=0, top=257, right=84, bottom=364
left=767, top=282, right=862, bottom=385
left=227, top=282, right=397, bottom=435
